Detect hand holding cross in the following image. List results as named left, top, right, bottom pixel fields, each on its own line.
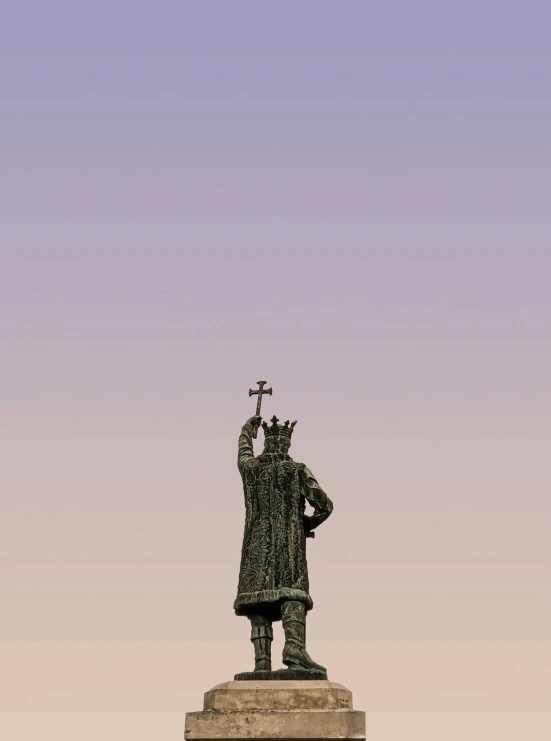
left=248, top=381, right=272, bottom=438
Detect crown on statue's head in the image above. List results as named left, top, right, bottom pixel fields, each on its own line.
left=262, top=415, right=297, bottom=438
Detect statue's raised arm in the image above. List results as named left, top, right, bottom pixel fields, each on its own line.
left=237, top=416, right=261, bottom=472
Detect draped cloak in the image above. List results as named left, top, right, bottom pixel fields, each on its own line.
left=234, top=421, right=333, bottom=621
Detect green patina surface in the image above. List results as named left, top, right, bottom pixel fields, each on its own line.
left=234, top=412, right=333, bottom=677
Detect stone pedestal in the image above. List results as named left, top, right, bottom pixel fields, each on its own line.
left=185, top=680, right=366, bottom=740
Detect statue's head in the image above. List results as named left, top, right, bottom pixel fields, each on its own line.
left=262, top=415, right=296, bottom=455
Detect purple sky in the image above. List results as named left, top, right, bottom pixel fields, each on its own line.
left=2, top=2, right=550, bottom=310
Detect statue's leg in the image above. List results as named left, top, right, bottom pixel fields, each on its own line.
left=281, top=600, right=326, bottom=673
left=249, top=614, right=273, bottom=672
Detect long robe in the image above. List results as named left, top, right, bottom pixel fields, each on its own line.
left=234, top=421, right=333, bottom=621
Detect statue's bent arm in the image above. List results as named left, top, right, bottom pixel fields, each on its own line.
left=302, top=465, right=334, bottom=532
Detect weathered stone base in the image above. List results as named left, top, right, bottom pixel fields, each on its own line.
left=234, top=668, right=327, bottom=681
left=185, top=680, right=366, bottom=740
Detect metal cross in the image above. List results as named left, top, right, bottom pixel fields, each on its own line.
left=248, top=381, right=272, bottom=438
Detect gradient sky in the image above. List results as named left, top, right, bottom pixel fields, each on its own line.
left=1, top=3, right=550, bottom=741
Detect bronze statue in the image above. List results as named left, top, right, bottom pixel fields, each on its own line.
left=234, top=383, right=333, bottom=679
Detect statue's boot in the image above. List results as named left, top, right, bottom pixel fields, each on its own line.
left=250, top=615, right=273, bottom=672
left=281, top=600, right=326, bottom=672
